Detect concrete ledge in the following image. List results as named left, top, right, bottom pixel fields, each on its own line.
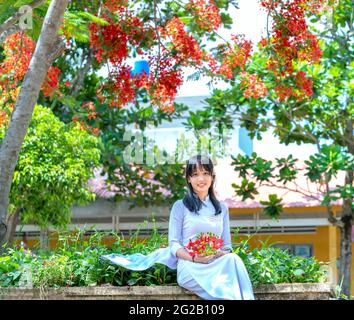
left=253, top=283, right=333, bottom=300
left=0, top=283, right=334, bottom=300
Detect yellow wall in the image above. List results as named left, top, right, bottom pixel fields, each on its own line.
left=235, top=226, right=329, bottom=262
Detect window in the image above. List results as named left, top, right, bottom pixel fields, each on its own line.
left=273, top=244, right=313, bottom=258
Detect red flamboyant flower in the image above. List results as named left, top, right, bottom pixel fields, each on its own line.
left=146, top=55, right=183, bottom=113
left=258, top=0, right=329, bottom=102
left=0, top=32, right=36, bottom=119
left=275, top=85, right=294, bottom=102
left=218, top=35, right=252, bottom=79
left=240, top=72, right=268, bottom=99
left=103, top=0, right=128, bottom=12
left=204, top=52, right=219, bottom=73
left=88, top=3, right=157, bottom=108
left=0, top=31, right=64, bottom=117
left=0, top=110, right=7, bottom=128
left=259, top=0, right=326, bottom=67
left=41, top=66, right=61, bottom=97
left=88, top=2, right=224, bottom=112
left=296, top=33, right=322, bottom=63
left=295, top=71, right=313, bottom=97
left=160, top=17, right=204, bottom=66
left=187, top=0, right=222, bottom=32
left=89, top=6, right=148, bottom=66
left=72, top=101, right=100, bottom=135
left=0, top=32, right=35, bottom=82
left=186, top=232, right=224, bottom=257
left=81, top=101, right=98, bottom=120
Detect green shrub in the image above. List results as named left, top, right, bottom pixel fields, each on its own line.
left=232, top=229, right=328, bottom=286
left=242, top=242, right=327, bottom=286
left=0, top=247, right=34, bottom=287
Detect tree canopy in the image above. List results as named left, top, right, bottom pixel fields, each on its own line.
left=0, top=105, right=101, bottom=229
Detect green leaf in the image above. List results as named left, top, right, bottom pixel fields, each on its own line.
left=127, top=278, right=138, bottom=286
left=58, top=96, right=79, bottom=109
left=293, top=269, right=305, bottom=277
left=179, top=16, right=193, bottom=25
left=260, top=194, right=283, bottom=219
left=0, top=256, right=11, bottom=262
left=76, top=12, right=109, bottom=26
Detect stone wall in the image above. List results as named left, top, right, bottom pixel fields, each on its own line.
left=0, top=283, right=334, bottom=300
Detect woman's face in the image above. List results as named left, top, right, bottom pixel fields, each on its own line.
left=187, top=166, right=213, bottom=195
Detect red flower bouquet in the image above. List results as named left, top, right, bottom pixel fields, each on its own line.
left=185, top=232, right=224, bottom=257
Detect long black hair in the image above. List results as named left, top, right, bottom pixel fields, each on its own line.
left=182, top=154, right=222, bottom=215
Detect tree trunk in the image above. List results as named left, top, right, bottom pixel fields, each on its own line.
left=71, top=47, right=94, bottom=97
left=338, top=113, right=354, bottom=298
left=4, top=208, right=21, bottom=247
left=0, top=0, right=70, bottom=247
left=339, top=210, right=353, bottom=298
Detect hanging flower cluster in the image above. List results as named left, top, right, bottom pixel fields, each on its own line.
left=89, top=3, right=154, bottom=109
left=260, top=3, right=322, bottom=73
left=185, top=232, right=224, bottom=257
left=103, top=0, right=128, bottom=12
left=0, top=32, right=36, bottom=127
left=41, top=66, right=62, bottom=97
left=89, top=2, right=154, bottom=109
left=149, top=16, right=206, bottom=111
left=218, top=34, right=253, bottom=79
left=0, top=32, right=35, bottom=82
left=187, top=0, right=222, bottom=32
left=71, top=101, right=100, bottom=136
left=160, top=17, right=204, bottom=66
left=0, top=32, right=63, bottom=128
left=98, top=66, right=140, bottom=108
left=89, top=2, right=211, bottom=112
left=146, top=58, right=183, bottom=113
left=89, top=8, right=147, bottom=65
left=294, top=71, right=313, bottom=97
left=0, top=110, right=6, bottom=127
left=240, top=72, right=268, bottom=99
left=258, top=0, right=330, bottom=101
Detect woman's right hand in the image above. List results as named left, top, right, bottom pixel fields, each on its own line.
left=193, top=254, right=215, bottom=264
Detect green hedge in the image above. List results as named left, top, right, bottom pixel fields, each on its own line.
left=0, top=225, right=328, bottom=288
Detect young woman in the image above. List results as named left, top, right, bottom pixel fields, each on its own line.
left=101, top=154, right=255, bottom=300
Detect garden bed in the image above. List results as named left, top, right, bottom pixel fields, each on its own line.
left=0, top=283, right=334, bottom=300
left=1, top=230, right=334, bottom=299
